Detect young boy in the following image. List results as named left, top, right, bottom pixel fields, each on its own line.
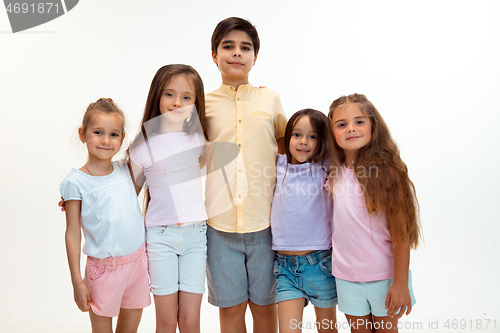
left=204, top=17, right=287, bottom=333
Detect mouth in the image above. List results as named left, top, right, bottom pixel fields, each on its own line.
left=296, top=149, right=310, bottom=154
left=168, top=109, right=183, bottom=114
left=97, top=147, right=113, bottom=151
left=228, top=62, right=243, bottom=66
left=346, top=136, right=360, bottom=141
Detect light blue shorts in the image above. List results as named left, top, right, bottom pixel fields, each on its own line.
left=146, top=221, right=207, bottom=296
left=274, top=249, right=338, bottom=308
left=206, top=225, right=276, bottom=307
left=336, top=270, right=416, bottom=317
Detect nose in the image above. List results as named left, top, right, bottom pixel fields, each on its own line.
left=347, top=123, right=356, bottom=133
left=233, top=48, right=242, bottom=57
left=173, top=96, right=182, bottom=107
left=299, top=136, right=308, bottom=145
left=102, top=135, right=110, bottom=144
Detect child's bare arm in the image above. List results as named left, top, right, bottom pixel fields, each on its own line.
left=385, top=206, right=412, bottom=319
left=65, top=200, right=91, bottom=312
left=129, top=160, right=145, bottom=195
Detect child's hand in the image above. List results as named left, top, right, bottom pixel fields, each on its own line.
left=58, top=196, right=66, bottom=212
left=385, top=281, right=412, bottom=318
left=73, top=282, right=91, bottom=312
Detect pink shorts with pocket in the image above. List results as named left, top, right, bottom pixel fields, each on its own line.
left=84, top=243, right=151, bottom=317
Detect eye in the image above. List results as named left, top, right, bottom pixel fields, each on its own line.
left=309, top=135, right=316, bottom=139
left=242, top=46, right=251, bottom=51
left=336, top=123, right=346, bottom=128
left=183, top=96, right=191, bottom=101
left=223, top=45, right=233, bottom=49
left=93, top=131, right=102, bottom=135
left=356, top=120, right=365, bottom=125
left=292, top=133, right=301, bottom=138
left=111, top=133, right=120, bottom=137
left=165, top=93, right=173, bottom=97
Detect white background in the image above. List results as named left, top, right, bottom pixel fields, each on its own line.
left=1, top=1, right=499, bottom=332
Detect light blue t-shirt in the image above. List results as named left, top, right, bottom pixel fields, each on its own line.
left=271, top=154, right=332, bottom=251
left=60, top=161, right=145, bottom=258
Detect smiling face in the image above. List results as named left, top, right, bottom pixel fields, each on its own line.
left=159, top=74, right=196, bottom=130
left=331, top=103, right=372, bottom=160
left=79, top=111, right=124, bottom=162
left=212, top=30, right=257, bottom=88
left=289, top=116, right=318, bottom=165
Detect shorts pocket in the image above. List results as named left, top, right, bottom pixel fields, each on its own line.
left=273, top=260, right=281, bottom=278
left=318, top=255, right=333, bottom=277
left=146, top=226, right=167, bottom=235
left=87, top=258, right=108, bottom=281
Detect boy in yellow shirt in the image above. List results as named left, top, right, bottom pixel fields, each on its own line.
left=205, top=17, right=287, bottom=333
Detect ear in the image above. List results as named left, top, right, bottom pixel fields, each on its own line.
left=253, top=55, right=258, bottom=66
left=78, top=127, right=86, bottom=143
left=211, top=51, right=218, bottom=64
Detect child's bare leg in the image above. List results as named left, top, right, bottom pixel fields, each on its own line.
left=345, top=314, right=375, bottom=333
left=219, top=301, right=247, bottom=333
left=277, top=298, right=304, bottom=333
left=178, top=291, right=203, bottom=333
left=89, top=309, right=113, bottom=333
left=314, top=306, right=338, bottom=333
left=154, top=293, right=179, bottom=333
left=249, top=300, right=277, bottom=333
left=373, top=316, right=398, bottom=333
left=115, top=308, right=143, bottom=333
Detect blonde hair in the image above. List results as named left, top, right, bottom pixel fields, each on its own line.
left=81, top=98, right=125, bottom=135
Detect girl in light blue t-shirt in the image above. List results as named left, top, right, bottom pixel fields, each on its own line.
left=60, top=98, right=150, bottom=332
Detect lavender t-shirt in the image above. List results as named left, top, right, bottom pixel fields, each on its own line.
left=270, top=154, right=332, bottom=251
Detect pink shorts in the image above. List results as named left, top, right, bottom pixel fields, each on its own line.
left=84, top=243, right=151, bottom=317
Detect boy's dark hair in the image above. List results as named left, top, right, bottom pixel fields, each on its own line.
left=211, top=17, right=260, bottom=56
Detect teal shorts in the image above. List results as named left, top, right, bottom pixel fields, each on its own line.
left=336, top=270, right=416, bottom=317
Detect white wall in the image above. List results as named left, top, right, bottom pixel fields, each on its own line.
left=1, top=1, right=499, bottom=332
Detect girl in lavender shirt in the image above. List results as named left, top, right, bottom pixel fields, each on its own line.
left=271, top=109, right=339, bottom=333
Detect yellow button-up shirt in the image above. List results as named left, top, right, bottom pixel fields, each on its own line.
left=205, top=83, right=287, bottom=233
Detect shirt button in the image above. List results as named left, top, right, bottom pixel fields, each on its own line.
left=238, top=195, right=241, bottom=198
left=238, top=169, right=241, bottom=173
left=237, top=98, right=240, bottom=101
left=238, top=144, right=242, bottom=147
left=291, top=258, right=296, bottom=264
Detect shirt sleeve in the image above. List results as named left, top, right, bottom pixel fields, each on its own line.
left=275, top=95, right=288, bottom=139
left=60, top=180, right=82, bottom=201
left=128, top=141, right=146, bottom=168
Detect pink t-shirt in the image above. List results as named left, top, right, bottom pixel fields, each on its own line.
left=331, top=165, right=394, bottom=281
left=129, top=132, right=208, bottom=227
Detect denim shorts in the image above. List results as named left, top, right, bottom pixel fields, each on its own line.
left=274, top=249, right=338, bottom=308
left=336, top=270, right=416, bottom=317
left=146, top=221, right=207, bottom=296
left=206, top=225, right=276, bottom=307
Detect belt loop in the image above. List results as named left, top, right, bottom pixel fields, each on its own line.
left=306, top=252, right=316, bottom=266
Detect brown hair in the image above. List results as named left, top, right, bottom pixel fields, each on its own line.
left=284, top=109, right=336, bottom=166
left=81, top=97, right=125, bottom=135
left=131, top=64, right=206, bottom=216
left=211, top=17, right=260, bottom=57
left=328, top=94, right=421, bottom=249
left=136, top=64, right=206, bottom=139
